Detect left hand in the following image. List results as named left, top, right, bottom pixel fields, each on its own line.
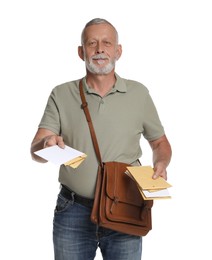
left=152, top=162, right=167, bottom=180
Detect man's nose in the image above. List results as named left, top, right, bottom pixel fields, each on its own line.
left=96, top=42, right=104, bottom=53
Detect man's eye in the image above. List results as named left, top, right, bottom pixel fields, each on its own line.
left=105, top=41, right=112, bottom=46
left=88, top=41, right=97, bottom=47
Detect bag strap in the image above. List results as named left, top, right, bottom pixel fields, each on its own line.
left=79, top=79, right=103, bottom=167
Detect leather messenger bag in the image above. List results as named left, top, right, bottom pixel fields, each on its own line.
left=79, top=80, right=153, bottom=236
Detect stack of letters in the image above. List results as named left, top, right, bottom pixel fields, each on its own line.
left=126, top=166, right=172, bottom=200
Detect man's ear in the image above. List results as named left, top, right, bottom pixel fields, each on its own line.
left=78, top=46, right=84, bottom=61
left=116, top=44, right=122, bottom=60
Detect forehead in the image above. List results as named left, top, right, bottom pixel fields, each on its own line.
left=83, top=23, right=117, bottom=42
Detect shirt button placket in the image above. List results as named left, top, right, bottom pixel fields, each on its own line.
left=99, top=99, right=105, bottom=113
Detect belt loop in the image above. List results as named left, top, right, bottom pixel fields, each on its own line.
left=71, top=191, right=75, bottom=205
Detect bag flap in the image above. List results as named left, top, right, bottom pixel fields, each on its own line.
left=104, top=162, right=147, bottom=207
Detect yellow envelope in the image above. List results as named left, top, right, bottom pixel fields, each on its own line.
left=64, top=154, right=87, bottom=168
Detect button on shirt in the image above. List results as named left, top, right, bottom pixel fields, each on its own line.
left=38, top=74, right=165, bottom=198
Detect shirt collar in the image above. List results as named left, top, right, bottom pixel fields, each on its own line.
left=82, top=73, right=127, bottom=95
left=113, top=73, right=127, bottom=93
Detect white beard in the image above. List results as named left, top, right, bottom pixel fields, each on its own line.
left=84, top=54, right=116, bottom=75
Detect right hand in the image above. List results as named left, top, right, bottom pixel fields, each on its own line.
left=31, top=128, right=65, bottom=162
left=43, top=135, right=65, bottom=149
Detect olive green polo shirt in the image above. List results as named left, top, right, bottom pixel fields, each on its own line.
left=38, top=74, right=165, bottom=198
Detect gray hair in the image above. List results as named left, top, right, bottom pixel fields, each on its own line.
left=81, top=18, right=119, bottom=45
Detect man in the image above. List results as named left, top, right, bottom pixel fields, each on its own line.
left=31, top=18, right=172, bottom=260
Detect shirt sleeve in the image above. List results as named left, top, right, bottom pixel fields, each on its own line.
left=142, top=93, right=165, bottom=141
left=38, top=90, right=61, bottom=135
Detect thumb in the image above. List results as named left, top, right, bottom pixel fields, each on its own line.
left=57, top=136, right=65, bottom=149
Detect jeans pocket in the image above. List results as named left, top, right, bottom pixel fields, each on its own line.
left=54, top=193, right=73, bottom=213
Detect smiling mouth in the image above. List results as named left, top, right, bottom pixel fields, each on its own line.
left=95, top=59, right=106, bottom=64
left=92, top=54, right=108, bottom=64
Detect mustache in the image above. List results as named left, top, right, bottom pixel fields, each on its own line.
left=91, top=54, right=108, bottom=60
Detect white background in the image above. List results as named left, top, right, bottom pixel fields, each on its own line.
left=1, top=0, right=212, bottom=259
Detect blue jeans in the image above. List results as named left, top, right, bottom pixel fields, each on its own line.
left=53, top=189, right=142, bottom=260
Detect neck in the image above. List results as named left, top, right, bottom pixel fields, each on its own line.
left=85, top=71, right=116, bottom=97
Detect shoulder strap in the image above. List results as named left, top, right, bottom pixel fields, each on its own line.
left=79, top=80, right=103, bottom=167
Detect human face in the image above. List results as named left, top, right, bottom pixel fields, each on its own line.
left=79, top=24, right=122, bottom=75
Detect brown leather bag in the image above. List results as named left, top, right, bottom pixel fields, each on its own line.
left=79, top=80, right=153, bottom=236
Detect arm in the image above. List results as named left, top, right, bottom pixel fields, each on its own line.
left=148, top=134, right=172, bottom=180
left=30, top=128, right=65, bottom=163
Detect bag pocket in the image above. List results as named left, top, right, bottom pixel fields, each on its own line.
left=103, top=162, right=153, bottom=226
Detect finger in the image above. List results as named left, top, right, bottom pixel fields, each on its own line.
left=152, top=170, right=167, bottom=180
left=43, top=139, right=50, bottom=148
left=57, top=136, right=65, bottom=149
left=152, top=172, right=159, bottom=179
left=43, top=135, right=57, bottom=148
